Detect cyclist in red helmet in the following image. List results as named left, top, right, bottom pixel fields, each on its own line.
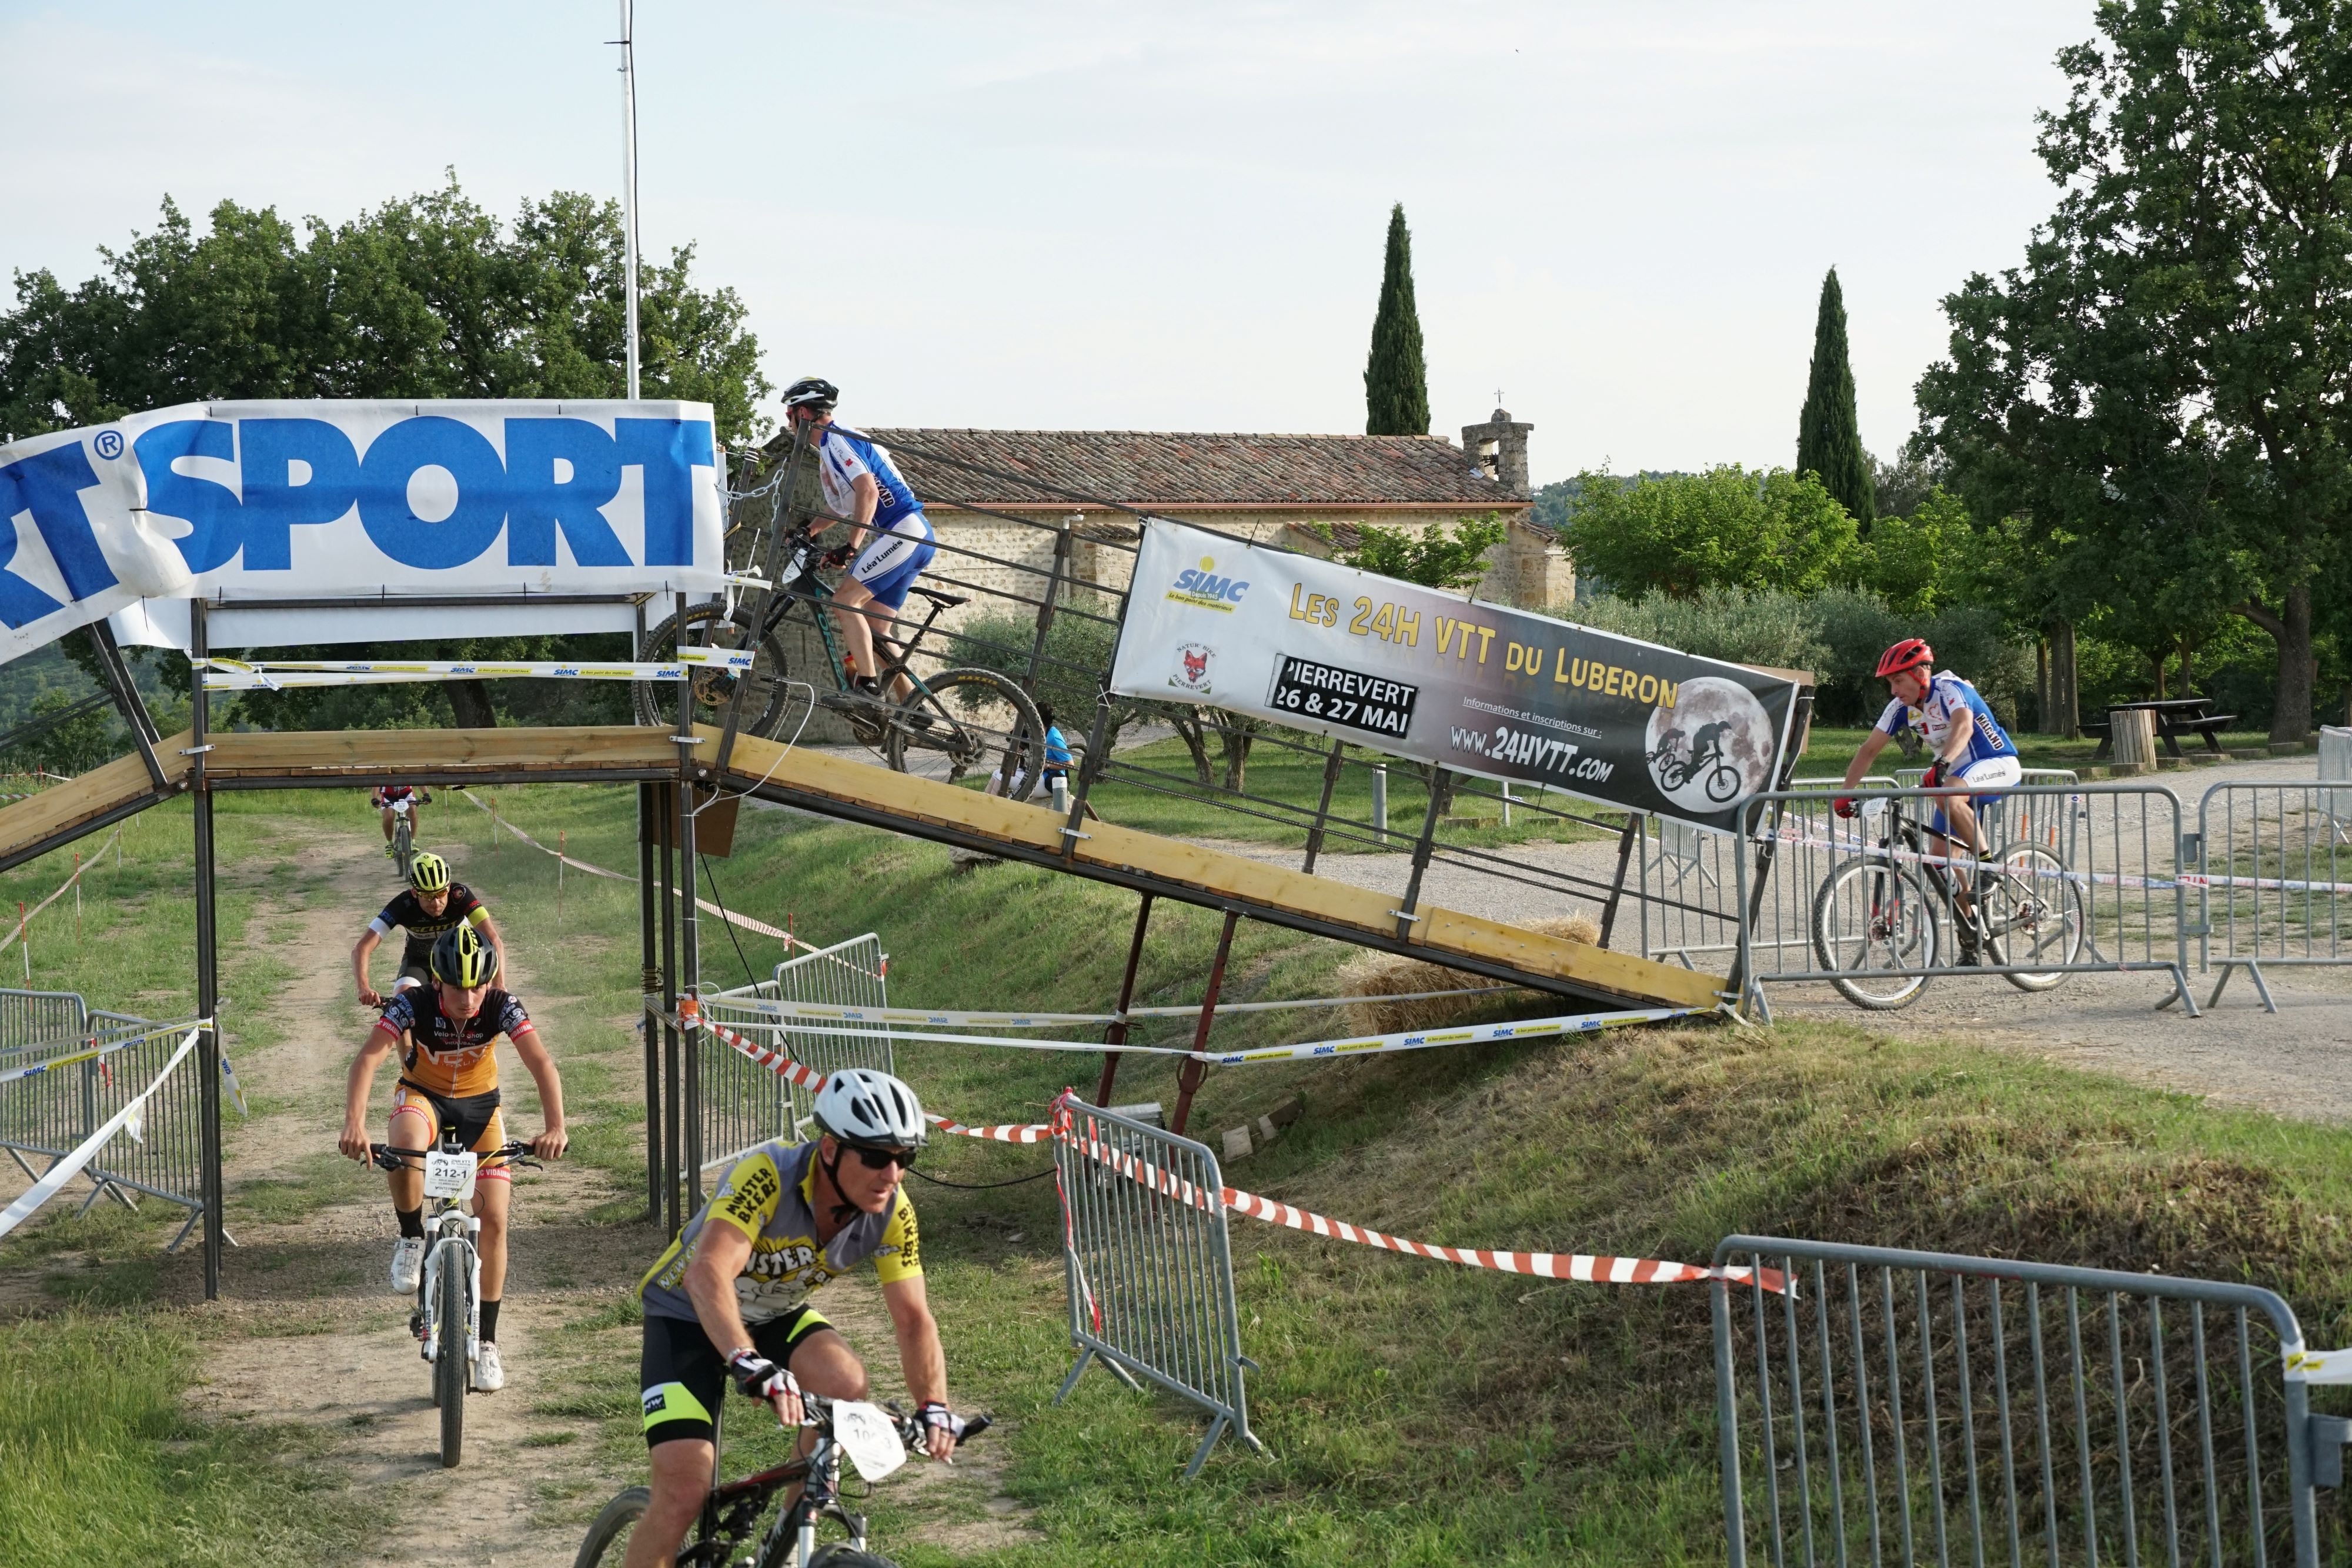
left=1832, top=638, right=2022, bottom=959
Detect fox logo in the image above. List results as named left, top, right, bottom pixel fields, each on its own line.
left=1170, top=641, right=1214, bottom=693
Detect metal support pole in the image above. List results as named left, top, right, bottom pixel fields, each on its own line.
left=674, top=636, right=705, bottom=1211
left=657, top=785, right=682, bottom=1235
left=1061, top=684, right=1114, bottom=862
left=1093, top=893, right=1155, bottom=1106
left=1597, top=813, right=1642, bottom=950
left=86, top=620, right=167, bottom=790
left=1394, top=768, right=1449, bottom=941
left=1021, top=514, right=1074, bottom=694
left=189, top=599, right=223, bottom=1300
left=1170, top=910, right=1238, bottom=1138
left=638, top=781, right=662, bottom=1222
left=1370, top=764, right=1389, bottom=844
left=1300, top=740, right=1347, bottom=874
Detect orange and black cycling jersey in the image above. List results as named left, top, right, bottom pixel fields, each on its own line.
left=370, top=882, right=489, bottom=966
left=377, top=983, right=531, bottom=1099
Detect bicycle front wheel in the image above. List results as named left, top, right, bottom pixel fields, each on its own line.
left=1812, top=857, right=1940, bottom=1011
left=573, top=1487, right=652, bottom=1568
left=436, top=1247, right=467, bottom=1468
left=883, top=668, right=1047, bottom=800
left=393, top=817, right=415, bottom=881
left=634, top=601, right=796, bottom=737
left=1982, top=842, right=2084, bottom=992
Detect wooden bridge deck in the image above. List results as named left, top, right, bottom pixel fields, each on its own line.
left=0, top=724, right=1725, bottom=1012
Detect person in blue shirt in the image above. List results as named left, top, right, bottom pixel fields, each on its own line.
left=1038, top=704, right=1074, bottom=788
left=783, top=377, right=937, bottom=706
left=1833, top=638, right=2022, bottom=955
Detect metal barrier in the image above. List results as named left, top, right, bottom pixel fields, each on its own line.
left=0, top=987, right=88, bottom=1069
left=0, top=1004, right=209, bottom=1248
left=1710, top=1235, right=2341, bottom=1568
left=1051, top=1095, right=1261, bottom=1477
left=2193, top=783, right=2352, bottom=1013
left=1731, top=783, right=2197, bottom=1019
left=696, top=933, right=892, bottom=1169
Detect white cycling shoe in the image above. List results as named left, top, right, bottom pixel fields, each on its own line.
left=475, top=1342, right=505, bottom=1392
left=389, top=1236, right=425, bottom=1294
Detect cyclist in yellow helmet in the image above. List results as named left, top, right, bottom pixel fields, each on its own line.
left=338, top=925, right=566, bottom=1394
left=352, top=850, right=506, bottom=1007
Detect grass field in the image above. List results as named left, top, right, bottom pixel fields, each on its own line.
left=4, top=778, right=2352, bottom=1565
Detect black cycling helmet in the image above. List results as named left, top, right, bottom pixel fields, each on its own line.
left=783, top=376, right=838, bottom=413
left=430, top=924, right=499, bottom=989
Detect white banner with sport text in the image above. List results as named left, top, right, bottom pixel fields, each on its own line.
left=0, top=399, right=730, bottom=667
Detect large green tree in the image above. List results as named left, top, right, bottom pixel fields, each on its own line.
left=1363, top=203, right=1429, bottom=437
left=1796, top=267, right=1875, bottom=524
left=1924, top=2, right=2352, bottom=745
left=0, top=179, right=771, bottom=445
left=1561, top=466, right=1860, bottom=600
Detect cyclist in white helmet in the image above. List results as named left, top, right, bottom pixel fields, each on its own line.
left=781, top=376, right=937, bottom=708
left=623, top=1068, right=963, bottom=1568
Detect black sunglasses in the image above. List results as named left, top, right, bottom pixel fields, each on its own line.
left=844, top=1143, right=918, bottom=1171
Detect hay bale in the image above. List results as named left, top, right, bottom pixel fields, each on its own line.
left=1337, top=912, right=1600, bottom=1037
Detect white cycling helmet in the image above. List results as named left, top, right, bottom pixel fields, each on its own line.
left=812, top=1068, right=928, bottom=1151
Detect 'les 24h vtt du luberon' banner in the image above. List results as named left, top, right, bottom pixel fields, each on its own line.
left=1108, top=520, right=1806, bottom=833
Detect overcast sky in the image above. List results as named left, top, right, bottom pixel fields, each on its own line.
left=1, top=2, right=2091, bottom=484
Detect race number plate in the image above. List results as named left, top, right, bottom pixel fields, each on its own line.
left=423, top=1150, right=477, bottom=1202
left=831, top=1399, right=908, bottom=1482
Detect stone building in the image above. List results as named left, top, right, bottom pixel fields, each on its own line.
left=749, top=411, right=1566, bottom=735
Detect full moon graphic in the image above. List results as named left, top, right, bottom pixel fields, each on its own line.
left=1643, top=676, right=1775, bottom=813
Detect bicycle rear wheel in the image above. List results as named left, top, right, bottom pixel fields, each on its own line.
left=1981, top=842, right=2084, bottom=991
left=1811, top=857, right=1940, bottom=1010
left=436, top=1245, right=467, bottom=1468
left=634, top=601, right=796, bottom=737
left=882, top=668, right=1046, bottom=800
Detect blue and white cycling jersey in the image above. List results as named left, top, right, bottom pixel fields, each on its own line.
left=1876, top=670, right=2017, bottom=768
left=817, top=426, right=923, bottom=530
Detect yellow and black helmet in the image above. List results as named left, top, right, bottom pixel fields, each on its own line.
left=429, top=924, right=498, bottom=989
left=407, top=851, right=452, bottom=894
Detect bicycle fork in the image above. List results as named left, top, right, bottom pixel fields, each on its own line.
left=417, top=1216, right=482, bottom=1381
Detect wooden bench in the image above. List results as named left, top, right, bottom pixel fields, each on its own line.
left=2090, top=699, right=2237, bottom=761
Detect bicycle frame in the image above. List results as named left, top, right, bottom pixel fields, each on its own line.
left=757, top=531, right=956, bottom=706
left=416, top=1195, right=481, bottom=1377
left=691, top=1416, right=865, bottom=1568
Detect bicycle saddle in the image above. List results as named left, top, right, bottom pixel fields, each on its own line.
left=908, top=586, right=967, bottom=610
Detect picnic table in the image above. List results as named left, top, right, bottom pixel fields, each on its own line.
left=2089, top=697, right=2239, bottom=760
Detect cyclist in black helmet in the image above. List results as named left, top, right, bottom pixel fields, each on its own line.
left=780, top=376, right=936, bottom=707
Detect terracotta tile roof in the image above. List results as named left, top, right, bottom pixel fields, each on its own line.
left=782, top=427, right=1529, bottom=509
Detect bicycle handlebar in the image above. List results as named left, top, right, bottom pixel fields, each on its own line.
left=369, top=1139, right=542, bottom=1173
left=790, top=1391, right=991, bottom=1452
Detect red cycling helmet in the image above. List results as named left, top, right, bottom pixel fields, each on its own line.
left=1874, top=638, right=1934, bottom=680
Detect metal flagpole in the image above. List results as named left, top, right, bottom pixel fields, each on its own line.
left=617, top=0, right=642, bottom=400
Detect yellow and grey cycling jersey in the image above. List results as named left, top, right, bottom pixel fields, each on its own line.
left=638, top=1138, right=921, bottom=1325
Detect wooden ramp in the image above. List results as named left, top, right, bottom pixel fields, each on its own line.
left=706, top=728, right=1725, bottom=1012
left=0, top=723, right=1725, bottom=1012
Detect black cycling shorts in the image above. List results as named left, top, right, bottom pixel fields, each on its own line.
left=397, top=950, right=433, bottom=989
left=391, top=1079, right=504, bottom=1156
left=639, top=1305, right=835, bottom=1447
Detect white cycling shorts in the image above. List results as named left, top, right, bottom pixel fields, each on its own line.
left=1954, top=755, right=2022, bottom=790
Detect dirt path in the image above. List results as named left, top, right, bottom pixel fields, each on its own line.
left=186, top=827, right=649, bottom=1568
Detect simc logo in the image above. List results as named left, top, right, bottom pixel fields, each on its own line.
left=1165, top=554, right=1250, bottom=612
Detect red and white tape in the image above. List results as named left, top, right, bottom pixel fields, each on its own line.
left=699, top=1016, right=1053, bottom=1142
left=1050, top=1097, right=1788, bottom=1295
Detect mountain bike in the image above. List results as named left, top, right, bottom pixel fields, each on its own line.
left=573, top=1392, right=991, bottom=1568
left=378, top=790, right=432, bottom=880
left=1809, top=793, right=2085, bottom=1011
left=370, top=1135, right=539, bottom=1468
left=633, top=526, right=1048, bottom=800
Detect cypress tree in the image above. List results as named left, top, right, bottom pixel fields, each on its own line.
left=1796, top=266, right=1875, bottom=524
left=1364, top=203, right=1430, bottom=436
